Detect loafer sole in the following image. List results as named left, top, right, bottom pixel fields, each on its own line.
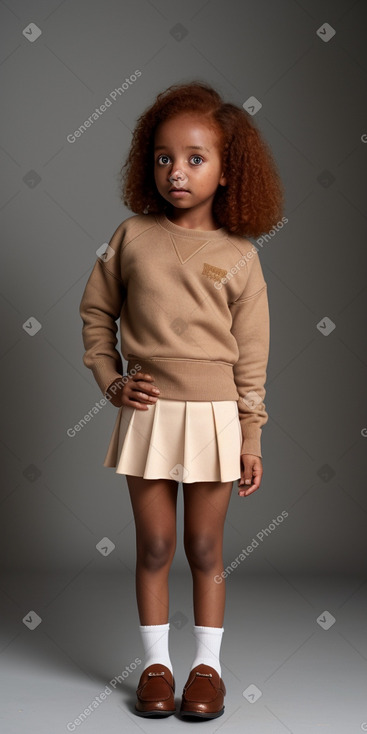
left=135, top=706, right=176, bottom=717
left=180, top=706, right=224, bottom=719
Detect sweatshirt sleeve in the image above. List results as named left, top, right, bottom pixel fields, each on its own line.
left=229, top=249, right=270, bottom=458
left=79, top=225, right=126, bottom=398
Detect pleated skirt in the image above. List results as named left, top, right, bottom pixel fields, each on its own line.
left=103, top=398, right=242, bottom=483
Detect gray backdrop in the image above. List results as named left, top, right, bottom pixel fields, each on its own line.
left=1, top=1, right=367, bottom=732
left=2, top=0, right=366, bottom=573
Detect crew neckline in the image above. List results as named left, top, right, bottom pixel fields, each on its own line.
left=155, top=213, right=227, bottom=239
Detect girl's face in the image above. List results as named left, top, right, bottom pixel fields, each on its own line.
left=153, top=113, right=227, bottom=218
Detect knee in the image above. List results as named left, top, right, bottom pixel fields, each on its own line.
left=138, top=535, right=175, bottom=571
left=184, top=534, right=219, bottom=572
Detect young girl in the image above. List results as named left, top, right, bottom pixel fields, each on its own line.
left=79, top=80, right=284, bottom=719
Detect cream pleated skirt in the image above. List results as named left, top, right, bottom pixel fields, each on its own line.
left=103, top=398, right=242, bottom=483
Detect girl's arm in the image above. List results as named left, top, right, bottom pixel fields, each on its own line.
left=79, top=230, right=126, bottom=398
left=229, top=252, right=270, bottom=459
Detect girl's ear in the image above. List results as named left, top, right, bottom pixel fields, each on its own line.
left=219, top=172, right=227, bottom=187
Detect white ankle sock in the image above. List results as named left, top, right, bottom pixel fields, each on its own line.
left=190, top=625, right=224, bottom=677
left=139, top=623, right=173, bottom=674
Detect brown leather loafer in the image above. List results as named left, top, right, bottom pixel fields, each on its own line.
left=180, top=663, right=226, bottom=718
left=135, top=663, right=176, bottom=717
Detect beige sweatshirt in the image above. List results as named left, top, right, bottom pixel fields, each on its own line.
left=79, top=213, right=270, bottom=458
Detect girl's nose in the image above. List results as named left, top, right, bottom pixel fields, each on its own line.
left=168, top=169, right=189, bottom=188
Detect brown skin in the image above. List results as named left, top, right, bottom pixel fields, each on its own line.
left=106, top=372, right=159, bottom=410
left=238, top=455, right=263, bottom=497
left=126, top=473, right=234, bottom=626
left=153, top=112, right=227, bottom=231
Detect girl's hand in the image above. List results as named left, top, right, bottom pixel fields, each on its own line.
left=238, top=454, right=263, bottom=497
left=106, top=372, right=160, bottom=410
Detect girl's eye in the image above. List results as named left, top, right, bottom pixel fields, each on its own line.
left=156, top=154, right=203, bottom=166
left=190, top=155, right=203, bottom=165
left=157, top=154, right=170, bottom=165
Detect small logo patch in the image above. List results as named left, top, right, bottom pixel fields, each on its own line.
left=202, top=262, right=227, bottom=282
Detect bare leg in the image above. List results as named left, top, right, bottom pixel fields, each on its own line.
left=126, top=475, right=179, bottom=625
left=182, top=480, right=233, bottom=627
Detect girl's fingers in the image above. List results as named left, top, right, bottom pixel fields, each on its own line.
left=238, top=455, right=263, bottom=496
left=127, top=401, right=149, bottom=410
left=133, top=372, right=154, bottom=382
left=238, top=483, right=259, bottom=497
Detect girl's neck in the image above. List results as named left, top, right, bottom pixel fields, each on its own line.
left=164, top=209, right=221, bottom=232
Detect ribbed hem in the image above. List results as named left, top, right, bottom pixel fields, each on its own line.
left=127, top=355, right=239, bottom=402
left=90, top=361, right=123, bottom=398
left=194, top=625, right=224, bottom=633
left=240, top=430, right=262, bottom=458
left=155, top=213, right=228, bottom=239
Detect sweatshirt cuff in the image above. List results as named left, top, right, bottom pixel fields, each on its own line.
left=240, top=429, right=263, bottom=459
left=90, top=360, right=124, bottom=398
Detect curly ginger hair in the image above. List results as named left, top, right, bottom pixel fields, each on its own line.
left=119, top=80, right=285, bottom=237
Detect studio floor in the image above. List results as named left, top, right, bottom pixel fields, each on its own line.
left=1, top=570, right=366, bottom=733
